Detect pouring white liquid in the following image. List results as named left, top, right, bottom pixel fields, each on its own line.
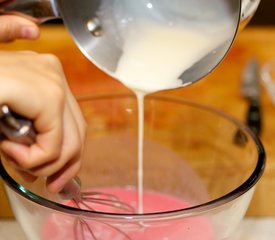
left=115, top=21, right=232, bottom=93
left=114, top=20, right=234, bottom=213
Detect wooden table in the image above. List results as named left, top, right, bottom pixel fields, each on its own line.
left=1, top=25, right=275, bottom=218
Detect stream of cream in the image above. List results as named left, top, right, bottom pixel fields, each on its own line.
left=114, top=19, right=234, bottom=213
left=136, top=91, right=145, bottom=213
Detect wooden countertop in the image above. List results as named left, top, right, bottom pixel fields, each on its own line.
left=2, top=218, right=275, bottom=240
left=1, top=25, right=275, bottom=217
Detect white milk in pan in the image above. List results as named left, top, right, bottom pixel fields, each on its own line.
left=100, top=0, right=237, bottom=213
left=114, top=20, right=234, bottom=92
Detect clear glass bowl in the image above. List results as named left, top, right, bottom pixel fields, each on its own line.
left=0, top=94, right=265, bottom=240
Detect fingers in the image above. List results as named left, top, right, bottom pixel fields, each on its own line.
left=0, top=51, right=86, bottom=194
left=0, top=102, right=83, bottom=193
left=46, top=88, right=87, bottom=193
left=65, top=85, right=87, bottom=145
left=1, top=94, right=84, bottom=194
left=46, top=155, right=82, bottom=194
left=38, top=95, right=85, bottom=193
left=0, top=15, right=39, bottom=42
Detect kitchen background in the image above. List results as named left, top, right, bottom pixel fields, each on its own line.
left=250, top=0, right=275, bottom=25
left=0, top=1, right=275, bottom=239
left=0, top=0, right=275, bottom=218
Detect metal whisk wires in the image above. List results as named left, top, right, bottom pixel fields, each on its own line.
left=1, top=105, right=135, bottom=240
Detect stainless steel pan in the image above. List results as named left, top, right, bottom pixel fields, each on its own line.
left=1, top=0, right=254, bottom=86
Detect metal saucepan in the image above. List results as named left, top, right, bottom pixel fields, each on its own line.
left=0, top=0, right=260, bottom=87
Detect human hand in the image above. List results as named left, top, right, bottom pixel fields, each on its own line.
left=0, top=51, right=86, bottom=194
left=0, top=0, right=39, bottom=42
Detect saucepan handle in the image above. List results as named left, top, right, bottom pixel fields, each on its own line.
left=0, top=0, right=60, bottom=23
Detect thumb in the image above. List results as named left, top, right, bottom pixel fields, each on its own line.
left=0, top=15, right=39, bottom=42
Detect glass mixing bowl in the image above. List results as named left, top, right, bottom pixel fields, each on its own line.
left=0, top=94, right=265, bottom=240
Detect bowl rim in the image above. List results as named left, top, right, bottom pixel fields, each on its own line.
left=0, top=94, right=265, bottom=221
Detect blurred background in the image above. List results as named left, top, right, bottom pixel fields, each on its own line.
left=1, top=1, right=275, bottom=240
left=249, top=0, right=274, bottom=25
left=47, top=0, right=274, bottom=26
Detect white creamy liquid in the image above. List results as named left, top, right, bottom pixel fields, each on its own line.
left=114, top=21, right=233, bottom=93
left=114, top=20, right=234, bottom=213
left=136, top=91, right=145, bottom=213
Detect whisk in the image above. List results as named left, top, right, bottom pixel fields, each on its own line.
left=0, top=105, right=135, bottom=240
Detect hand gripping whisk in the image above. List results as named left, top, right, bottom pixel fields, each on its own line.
left=0, top=105, right=134, bottom=240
